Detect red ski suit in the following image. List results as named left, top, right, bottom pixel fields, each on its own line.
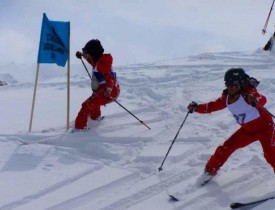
left=75, top=54, right=120, bottom=129
left=196, top=86, right=275, bottom=175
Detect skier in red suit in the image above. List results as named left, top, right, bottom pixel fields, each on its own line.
left=188, top=68, right=275, bottom=185
left=74, top=39, right=120, bottom=130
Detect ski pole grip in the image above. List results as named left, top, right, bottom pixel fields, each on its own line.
left=189, top=101, right=198, bottom=113
left=191, top=101, right=197, bottom=106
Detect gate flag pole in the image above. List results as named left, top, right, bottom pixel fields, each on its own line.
left=29, top=13, right=70, bottom=132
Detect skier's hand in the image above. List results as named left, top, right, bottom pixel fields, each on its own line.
left=187, top=101, right=198, bottom=113
left=248, top=77, right=260, bottom=88
left=104, top=87, right=112, bottom=98
left=76, top=51, right=83, bottom=59
left=246, top=94, right=258, bottom=107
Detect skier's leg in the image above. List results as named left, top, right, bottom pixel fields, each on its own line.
left=87, top=94, right=112, bottom=120
left=205, top=127, right=257, bottom=175
left=74, top=97, right=93, bottom=129
left=259, top=123, right=275, bottom=172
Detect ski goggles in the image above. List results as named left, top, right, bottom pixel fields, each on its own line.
left=225, top=81, right=241, bottom=89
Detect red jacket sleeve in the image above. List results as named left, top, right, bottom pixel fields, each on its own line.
left=196, top=92, right=227, bottom=114
left=97, top=54, right=115, bottom=89
left=196, top=87, right=267, bottom=115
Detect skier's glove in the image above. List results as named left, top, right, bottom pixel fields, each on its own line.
left=76, top=51, right=83, bottom=59
left=187, top=101, right=198, bottom=113
left=104, top=87, right=112, bottom=98
left=246, top=94, right=258, bottom=107
left=248, top=77, right=260, bottom=88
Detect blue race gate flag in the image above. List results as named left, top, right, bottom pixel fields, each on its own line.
left=37, top=13, right=70, bottom=67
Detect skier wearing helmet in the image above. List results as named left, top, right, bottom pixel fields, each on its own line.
left=187, top=68, right=275, bottom=186
left=74, top=39, right=120, bottom=130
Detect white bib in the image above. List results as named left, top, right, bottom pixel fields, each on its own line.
left=226, top=95, right=260, bottom=124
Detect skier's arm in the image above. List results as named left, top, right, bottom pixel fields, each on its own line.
left=244, top=87, right=267, bottom=107
left=97, top=54, right=115, bottom=96
left=195, top=92, right=227, bottom=114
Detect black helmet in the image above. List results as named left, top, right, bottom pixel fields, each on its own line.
left=82, top=39, right=104, bottom=63
left=224, top=68, right=248, bottom=89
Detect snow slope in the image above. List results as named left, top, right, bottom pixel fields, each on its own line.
left=1, top=50, right=275, bottom=210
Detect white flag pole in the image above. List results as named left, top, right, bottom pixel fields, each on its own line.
left=29, top=63, right=40, bottom=132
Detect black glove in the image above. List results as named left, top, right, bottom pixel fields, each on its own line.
left=187, top=101, right=198, bottom=113
left=246, top=94, right=258, bottom=107
left=76, top=51, right=83, bottom=59
left=248, top=77, right=260, bottom=88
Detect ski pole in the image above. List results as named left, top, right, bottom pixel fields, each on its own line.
left=260, top=105, right=275, bottom=119
left=158, top=111, right=190, bottom=172
left=80, top=58, right=93, bottom=81
left=265, top=108, right=275, bottom=119
left=262, top=0, right=275, bottom=35
left=114, top=99, right=151, bottom=129
left=79, top=58, right=151, bottom=130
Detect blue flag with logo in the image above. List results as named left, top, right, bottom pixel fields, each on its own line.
left=37, top=13, right=70, bottom=67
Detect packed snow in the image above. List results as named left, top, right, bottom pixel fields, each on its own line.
left=1, top=50, right=275, bottom=210
left=2, top=0, right=275, bottom=210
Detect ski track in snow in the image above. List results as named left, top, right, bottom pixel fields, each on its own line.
left=1, top=51, right=275, bottom=210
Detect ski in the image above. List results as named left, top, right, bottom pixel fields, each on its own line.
left=168, top=177, right=212, bottom=202
left=230, top=196, right=275, bottom=209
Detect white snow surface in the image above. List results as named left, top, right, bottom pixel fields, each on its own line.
left=1, top=50, right=275, bottom=210
left=2, top=1, right=275, bottom=209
